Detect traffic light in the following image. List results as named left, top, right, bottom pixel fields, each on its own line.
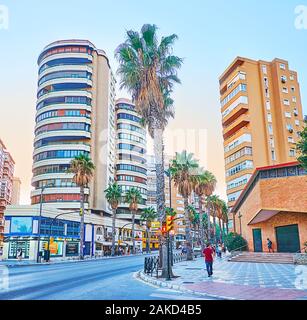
left=161, top=223, right=167, bottom=235
left=166, top=215, right=174, bottom=232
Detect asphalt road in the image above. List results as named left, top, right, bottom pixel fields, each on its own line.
left=0, top=256, right=209, bottom=300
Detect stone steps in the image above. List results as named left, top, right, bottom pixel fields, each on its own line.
left=229, top=252, right=295, bottom=264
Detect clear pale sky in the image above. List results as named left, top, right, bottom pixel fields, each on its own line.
left=0, top=0, right=306, bottom=204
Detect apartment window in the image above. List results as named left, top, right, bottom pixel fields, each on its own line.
left=285, top=112, right=291, bottom=118
left=291, top=86, right=295, bottom=93
left=281, top=75, right=287, bottom=83
left=295, top=120, right=300, bottom=126
left=283, top=99, right=290, bottom=106
left=287, top=124, right=294, bottom=132
left=290, top=75, right=295, bottom=81
left=289, top=149, right=296, bottom=157
left=262, top=65, right=267, bottom=74
left=266, top=101, right=271, bottom=110
left=267, top=113, right=272, bottom=122
left=271, top=150, right=276, bottom=161
left=280, top=63, right=286, bottom=70
left=269, top=138, right=275, bottom=148
left=294, top=109, right=299, bottom=116
left=292, top=96, right=297, bottom=103
left=265, top=88, right=270, bottom=98
left=282, top=87, right=288, bottom=93
left=268, top=124, right=273, bottom=135
left=288, top=136, right=294, bottom=143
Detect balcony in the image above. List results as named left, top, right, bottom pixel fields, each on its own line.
left=222, top=103, right=249, bottom=127
left=223, top=114, right=250, bottom=140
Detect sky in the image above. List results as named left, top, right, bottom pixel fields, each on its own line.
left=0, top=0, right=306, bottom=204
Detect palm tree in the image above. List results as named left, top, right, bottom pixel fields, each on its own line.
left=208, top=195, right=223, bottom=245
left=140, top=207, right=158, bottom=253
left=115, top=24, right=183, bottom=223
left=202, top=173, right=217, bottom=244
left=125, top=187, right=142, bottom=254
left=68, top=154, right=95, bottom=260
left=170, top=151, right=199, bottom=260
left=104, top=183, right=122, bottom=256
left=221, top=201, right=229, bottom=236
left=193, top=169, right=216, bottom=247
left=187, top=204, right=199, bottom=245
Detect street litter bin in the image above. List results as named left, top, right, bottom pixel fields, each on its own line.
left=44, top=250, right=50, bottom=262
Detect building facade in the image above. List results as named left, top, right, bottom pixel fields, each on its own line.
left=0, top=140, right=14, bottom=251
left=31, top=40, right=116, bottom=212
left=2, top=205, right=144, bottom=260
left=115, top=99, right=147, bottom=220
left=231, top=162, right=307, bottom=253
left=219, top=57, right=305, bottom=218
left=11, top=177, right=21, bottom=205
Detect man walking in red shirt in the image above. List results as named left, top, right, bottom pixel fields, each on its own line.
left=203, top=243, right=214, bottom=277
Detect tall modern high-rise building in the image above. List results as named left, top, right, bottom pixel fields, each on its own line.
left=11, top=177, right=21, bottom=205
left=219, top=57, right=304, bottom=214
left=31, top=40, right=116, bottom=212
left=115, top=98, right=147, bottom=220
left=0, top=139, right=15, bottom=250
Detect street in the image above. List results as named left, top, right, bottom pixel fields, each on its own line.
left=0, top=255, right=210, bottom=300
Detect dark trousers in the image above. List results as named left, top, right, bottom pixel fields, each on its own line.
left=205, top=261, right=213, bottom=276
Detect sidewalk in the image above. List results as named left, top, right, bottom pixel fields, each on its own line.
left=138, top=256, right=307, bottom=300
left=0, top=252, right=155, bottom=268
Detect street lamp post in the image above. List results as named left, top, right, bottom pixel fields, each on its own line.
left=36, top=183, right=54, bottom=263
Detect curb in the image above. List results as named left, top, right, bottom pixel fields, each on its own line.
left=1, top=253, right=156, bottom=268
left=136, top=270, right=237, bottom=300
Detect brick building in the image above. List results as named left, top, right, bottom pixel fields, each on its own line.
left=232, top=162, right=307, bottom=253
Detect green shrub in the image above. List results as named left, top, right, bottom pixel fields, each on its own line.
left=224, top=232, right=248, bottom=252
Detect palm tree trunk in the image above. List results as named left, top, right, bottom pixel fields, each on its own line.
left=219, top=218, right=222, bottom=242
left=79, top=185, right=85, bottom=260
left=184, top=197, right=193, bottom=260
left=207, top=200, right=211, bottom=243
left=146, top=223, right=150, bottom=254
left=131, top=210, right=136, bottom=254
left=198, top=197, right=204, bottom=249
left=153, top=125, right=166, bottom=222
left=111, top=208, right=116, bottom=256
left=213, top=207, right=217, bottom=247
left=226, top=220, right=229, bottom=235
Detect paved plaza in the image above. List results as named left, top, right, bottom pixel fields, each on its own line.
left=139, top=256, right=307, bottom=300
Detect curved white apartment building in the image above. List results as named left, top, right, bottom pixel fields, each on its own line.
left=115, top=99, right=147, bottom=219
left=31, top=40, right=116, bottom=212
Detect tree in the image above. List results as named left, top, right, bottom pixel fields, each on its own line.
left=104, top=183, right=122, bottom=256
left=297, top=120, right=307, bottom=170
left=125, top=187, right=142, bottom=254
left=115, top=24, right=183, bottom=223
left=141, top=207, right=158, bottom=253
left=187, top=204, right=199, bottom=244
left=224, top=232, right=248, bottom=252
left=193, top=169, right=217, bottom=247
left=170, top=151, right=199, bottom=260
left=207, top=195, right=223, bottom=246
left=221, top=200, right=229, bottom=235
left=68, top=154, right=95, bottom=260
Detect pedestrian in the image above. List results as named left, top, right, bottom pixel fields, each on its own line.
left=267, top=238, right=274, bottom=253
left=17, top=248, right=23, bottom=261
left=203, top=243, right=214, bottom=277
left=217, top=243, right=223, bottom=258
